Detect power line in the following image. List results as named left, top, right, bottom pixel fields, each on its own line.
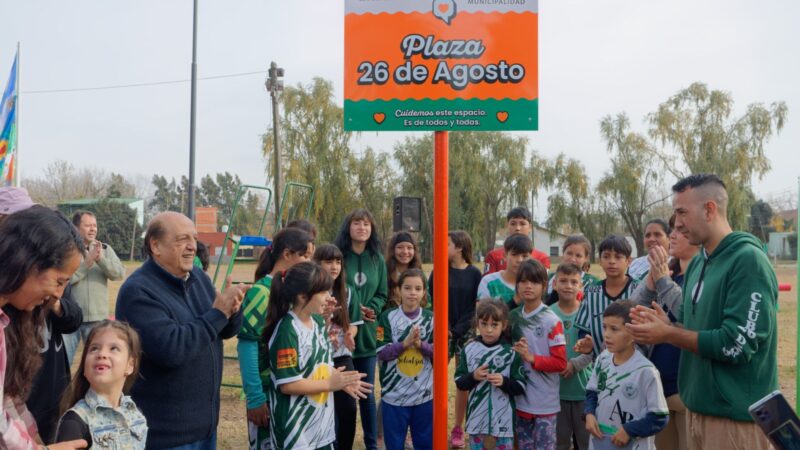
left=21, top=70, right=267, bottom=94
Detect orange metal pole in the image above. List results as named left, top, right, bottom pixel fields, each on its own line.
left=433, top=130, right=449, bottom=450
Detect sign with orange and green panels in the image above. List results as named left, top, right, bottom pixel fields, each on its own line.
left=344, top=0, right=538, bottom=131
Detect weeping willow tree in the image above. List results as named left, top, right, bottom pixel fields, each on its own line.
left=648, top=82, right=787, bottom=230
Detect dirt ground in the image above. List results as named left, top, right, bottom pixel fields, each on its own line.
left=104, top=260, right=799, bottom=449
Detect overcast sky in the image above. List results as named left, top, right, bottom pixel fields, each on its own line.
left=1, top=0, right=798, bottom=217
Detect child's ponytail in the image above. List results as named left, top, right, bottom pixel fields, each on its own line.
left=254, top=228, right=313, bottom=281
left=262, top=262, right=334, bottom=348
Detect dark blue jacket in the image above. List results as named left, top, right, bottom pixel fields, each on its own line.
left=116, top=259, right=242, bottom=449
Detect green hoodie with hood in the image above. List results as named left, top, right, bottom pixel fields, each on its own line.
left=678, top=231, right=778, bottom=421
left=344, top=248, right=388, bottom=359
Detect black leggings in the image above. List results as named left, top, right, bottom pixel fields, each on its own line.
left=333, top=355, right=357, bottom=450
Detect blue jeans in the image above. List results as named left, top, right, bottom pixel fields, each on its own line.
left=382, top=400, right=433, bottom=450
left=158, top=433, right=217, bottom=450
left=353, top=356, right=378, bottom=450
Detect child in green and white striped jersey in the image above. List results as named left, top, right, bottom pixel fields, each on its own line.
left=477, top=234, right=533, bottom=311
left=455, top=298, right=526, bottom=450
left=265, top=262, right=371, bottom=450
left=376, top=269, right=434, bottom=450
left=574, top=235, right=639, bottom=356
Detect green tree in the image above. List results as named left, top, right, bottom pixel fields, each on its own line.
left=598, top=113, right=661, bottom=257
left=107, top=173, right=136, bottom=199
left=263, top=78, right=358, bottom=241
left=149, top=175, right=181, bottom=215
left=749, top=199, right=774, bottom=242
left=393, top=135, right=434, bottom=260
left=648, top=82, right=788, bottom=229
left=544, top=154, right=618, bottom=261
left=350, top=147, right=398, bottom=241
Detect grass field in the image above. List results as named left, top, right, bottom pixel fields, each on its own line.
left=101, top=259, right=799, bottom=449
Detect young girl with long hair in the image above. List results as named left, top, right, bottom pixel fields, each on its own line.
left=263, top=262, right=370, bottom=450
left=455, top=298, right=525, bottom=450
left=238, top=227, right=314, bottom=450
left=313, top=244, right=362, bottom=450
left=333, top=209, right=387, bottom=450
left=385, top=231, right=422, bottom=309
left=376, top=269, right=434, bottom=450
left=429, top=230, right=482, bottom=448
left=56, top=320, right=147, bottom=448
left=511, top=260, right=567, bottom=450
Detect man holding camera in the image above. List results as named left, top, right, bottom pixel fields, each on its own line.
left=63, top=210, right=126, bottom=364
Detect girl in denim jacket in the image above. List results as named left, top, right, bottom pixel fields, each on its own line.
left=55, top=320, right=147, bottom=449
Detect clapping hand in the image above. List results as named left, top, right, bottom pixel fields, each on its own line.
left=403, top=326, right=420, bottom=349
left=322, top=294, right=340, bottom=320
left=473, top=364, right=489, bottom=382
left=626, top=302, right=671, bottom=345
left=513, top=337, right=534, bottom=363
left=361, top=305, right=377, bottom=322
left=486, top=373, right=504, bottom=387
left=213, top=277, right=248, bottom=318
left=560, top=361, right=575, bottom=379
left=573, top=335, right=594, bottom=355
left=648, top=245, right=670, bottom=282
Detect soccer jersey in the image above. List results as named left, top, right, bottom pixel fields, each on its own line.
left=455, top=340, right=526, bottom=438
left=575, top=278, right=639, bottom=355
left=477, top=272, right=516, bottom=307
left=586, top=350, right=669, bottom=450
left=268, top=312, right=335, bottom=450
left=376, top=307, right=434, bottom=406
left=331, top=288, right=363, bottom=359
left=627, top=256, right=650, bottom=281
left=551, top=303, right=591, bottom=401
left=510, top=303, right=566, bottom=415
left=239, top=275, right=272, bottom=386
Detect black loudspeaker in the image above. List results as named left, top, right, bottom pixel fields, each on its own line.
left=393, top=197, right=422, bottom=232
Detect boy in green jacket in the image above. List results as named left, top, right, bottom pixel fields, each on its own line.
left=627, top=174, right=777, bottom=450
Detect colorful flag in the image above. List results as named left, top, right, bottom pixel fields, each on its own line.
left=0, top=52, right=18, bottom=186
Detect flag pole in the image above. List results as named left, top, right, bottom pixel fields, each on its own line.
left=796, top=176, right=799, bottom=411
left=433, top=130, right=449, bottom=450
left=13, top=42, right=19, bottom=187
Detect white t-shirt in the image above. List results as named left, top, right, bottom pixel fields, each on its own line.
left=586, top=350, right=669, bottom=450
left=510, top=303, right=566, bottom=415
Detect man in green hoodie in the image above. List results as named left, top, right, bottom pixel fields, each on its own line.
left=627, top=174, right=777, bottom=450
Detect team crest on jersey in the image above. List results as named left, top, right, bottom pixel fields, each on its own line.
left=534, top=325, right=544, bottom=338
left=492, top=355, right=505, bottom=369
left=597, top=370, right=608, bottom=391
left=276, top=348, right=298, bottom=369
left=623, top=382, right=638, bottom=400
left=354, top=272, right=368, bottom=287
left=376, top=326, right=384, bottom=342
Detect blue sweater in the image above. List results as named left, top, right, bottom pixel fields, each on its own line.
left=116, top=259, right=242, bottom=449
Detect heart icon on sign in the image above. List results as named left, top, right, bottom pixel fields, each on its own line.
left=373, top=113, right=386, bottom=124
left=496, top=111, right=509, bottom=123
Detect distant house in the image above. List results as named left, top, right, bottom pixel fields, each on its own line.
left=494, top=226, right=569, bottom=257
left=194, top=206, right=236, bottom=258
left=768, top=232, right=796, bottom=260
left=59, top=197, right=145, bottom=225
